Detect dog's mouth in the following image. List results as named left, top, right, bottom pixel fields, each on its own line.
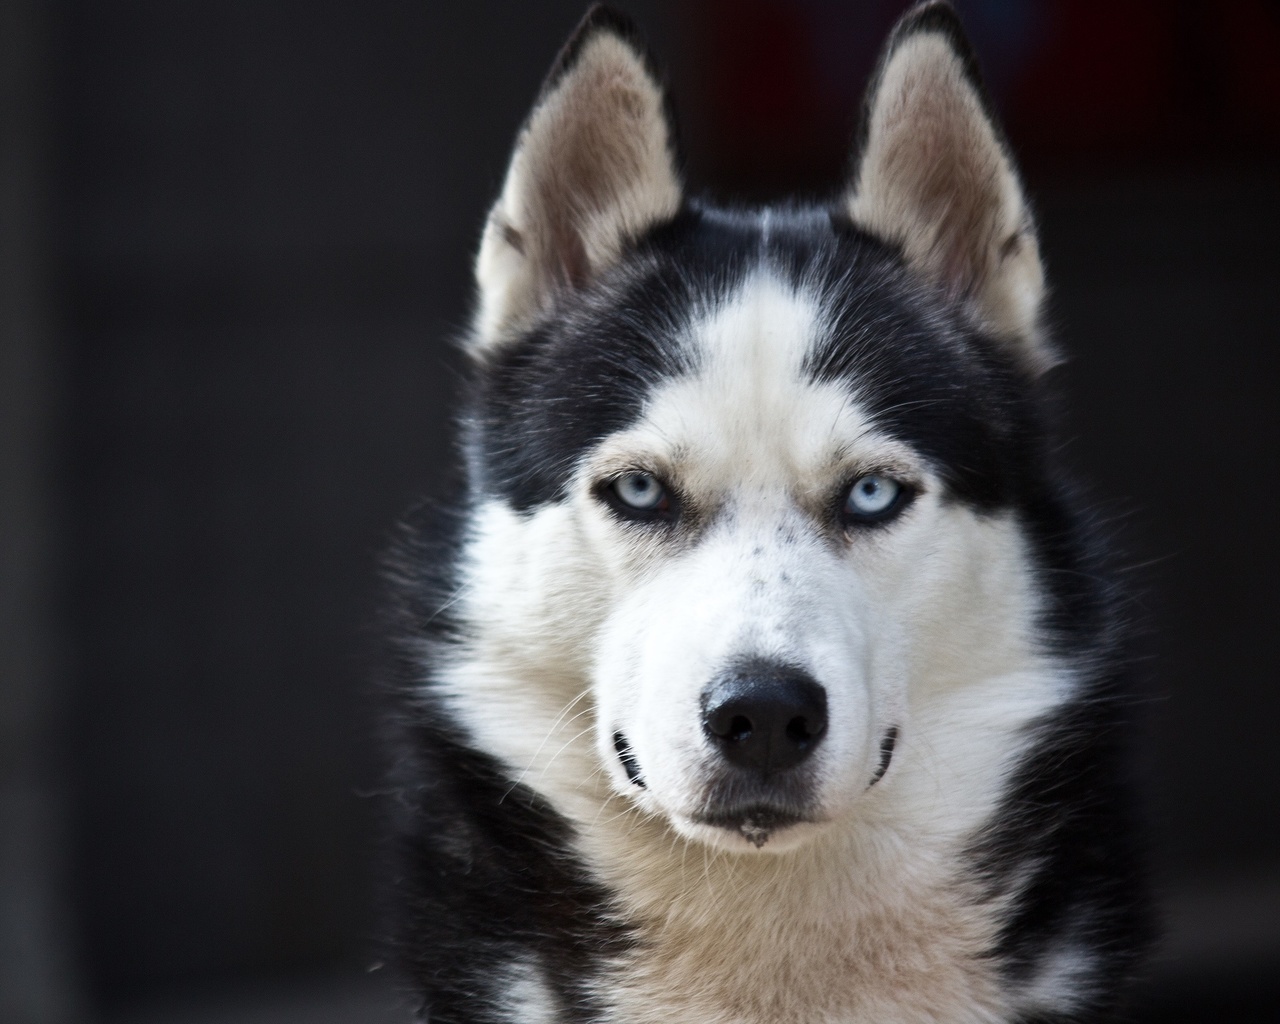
left=612, top=728, right=825, bottom=848
left=614, top=725, right=902, bottom=849
left=690, top=804, right=814, bottom=849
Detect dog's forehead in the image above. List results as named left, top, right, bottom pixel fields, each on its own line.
left=475, top=205, right=1026, bottom=512
left=598, top=272, right=901, bottom=486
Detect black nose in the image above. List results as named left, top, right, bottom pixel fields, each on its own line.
left=702, top=664, right=828, bottom=774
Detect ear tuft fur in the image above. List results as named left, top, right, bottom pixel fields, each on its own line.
left=541, top=5, right=656, bottom=97
left=849, top=1, right=1052, bottom=370
left=472, top=5, right=682, bottom=354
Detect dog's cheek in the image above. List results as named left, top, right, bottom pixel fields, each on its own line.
left=462, top=499, right=621, bottom=658
left=590, top=581, right=704, bottom=803
left=590, top=611, right=648, bottom=793
left=891, top=505, right=1041, bottom=694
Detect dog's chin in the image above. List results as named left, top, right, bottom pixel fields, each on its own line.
left=670, top=806, right=828, bottom=854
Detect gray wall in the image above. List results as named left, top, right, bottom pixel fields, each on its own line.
left=1, top=1, right=82, bottom=1021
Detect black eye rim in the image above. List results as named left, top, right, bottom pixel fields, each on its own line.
left=837, top=473, right=916, bottom=527
left=597, top=471, right=679, bottom=524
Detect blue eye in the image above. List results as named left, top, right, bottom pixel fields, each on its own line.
left=610, top=472, right=668, bottom=513
left=843, top=475, right=906, bottom=522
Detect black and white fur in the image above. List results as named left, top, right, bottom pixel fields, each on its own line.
left=384, top=4, right=1150, bottom=1021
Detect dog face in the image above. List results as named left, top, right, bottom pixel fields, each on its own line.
left=581, top=271, right=954, bottom=851
left=448, top=4, right=1051, bottom=853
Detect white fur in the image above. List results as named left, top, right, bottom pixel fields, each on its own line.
left=434, top=273, right=1078, bottom=1021
left=500, top=957, right=560, bottom=1024
left=1013, top=942, right=1097, bottom=1017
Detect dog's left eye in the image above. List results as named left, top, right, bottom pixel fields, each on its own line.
left=843, top=474, right=908, bottom=523
left=608, top=472, right=670, bottom=515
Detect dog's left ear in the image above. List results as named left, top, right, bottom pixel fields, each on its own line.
left=471, top=6, right=682, bottom=352
left=849, top=2, right=1050, bottom=370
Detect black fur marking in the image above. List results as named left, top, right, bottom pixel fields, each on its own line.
left=870, top=726, right=898, bottom=786
left=966, top=516, right=1155, bottom=1020
left=613, top=731, right=645, bottom=788
left=802, top=226, right=1034, bottom=514
left=969, top=674, right=1155, bottom=1020
left=381, top=504, right=632, bottom=1023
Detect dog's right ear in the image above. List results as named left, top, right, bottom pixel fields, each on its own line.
left=471, top=6, right=682, bottom=353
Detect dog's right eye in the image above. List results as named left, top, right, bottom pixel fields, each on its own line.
left=605, top=472, right=672, bottom=519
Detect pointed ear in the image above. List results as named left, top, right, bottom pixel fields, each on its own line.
left=471, top=6, right=682, bottom=352
left=848, top=2, right=1050, bottom=370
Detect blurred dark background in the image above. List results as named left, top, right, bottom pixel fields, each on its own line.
left=1, top=1, right=1276, bottom=1021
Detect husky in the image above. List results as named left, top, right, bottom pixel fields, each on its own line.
left=384, top=3, right=1150, bottom=1021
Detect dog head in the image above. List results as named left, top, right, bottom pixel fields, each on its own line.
left=454, top=3, right=1052, bottom=853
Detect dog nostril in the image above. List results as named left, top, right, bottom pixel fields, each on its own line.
left=706, top=709, right=755, bottom=742
left=785, top=715, right=822, bottom=746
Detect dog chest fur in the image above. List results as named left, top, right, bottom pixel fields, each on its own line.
left=582, top=672, right=1074, bottom=1024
